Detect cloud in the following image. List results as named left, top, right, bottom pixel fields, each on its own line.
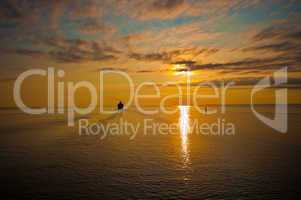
left=172, top=60, right=196, bottom=65
left=216, top=76, right=301, bottom=87
left=243, top=41, right=298, bottom=53
left=49, top=49, right=116, bottom=63
left=114, top=0, right=263, bottom=21
left=0, top=0, right=300, bottom=82
left=170, top=76, right=301, bottom=88
left=128, top=47, right=219, bottom=62
left=78, top=19, right=116, bottom=35
left=172, top=55, right=300, bottom=72
left=115, top=0, right=189, bottom=20
left=135, top=70, right=155, bottom=73
left=119, top=22, right=220, bottom=52
left=69, top=0, right=105, bottom=19
left=45, top=37, right=119, bottom=63
left=0, top=0, right=22, bottom=20
left=0, top=36, right=121, bottom=63
left=129, top=52, right=169, bottom=62
left=0, top=48, right=47, bottom=58
left=0, top=0, right=109, bottom=32
left=98, top=67, right=128, bottom=72
left=237, top=24, right=301, bottom=72
left=252, top=26, right=301, bottom=42
left=0, top=0, right=67, bottom=28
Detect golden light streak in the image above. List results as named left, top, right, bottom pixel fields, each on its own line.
left=178, top=105, right=190, bottom=166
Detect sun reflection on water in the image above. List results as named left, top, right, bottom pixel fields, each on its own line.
left=179, top=105, right=190, bottom=166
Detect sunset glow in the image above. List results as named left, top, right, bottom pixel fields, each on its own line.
left=0, top=1, right=300, bottom=199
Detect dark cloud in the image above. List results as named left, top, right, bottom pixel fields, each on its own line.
left=115, top=0, right=263, bottom=21
left=172, top=60, right=196, bottom=65
left=253, top=27, right=281, bottom=42
left=153, top=0, right=184, bottom=10
left=220, top=76, right=301, bottom=88
left=0, top=36, right=120, bottom=63
left=78, top=19, right=116, bottom=34
left=49, top=50, right=116, bottom=63
left=240, top=25, right=301, bottom=72
left=172, top=56, right=300, bottom=72
left=40, top=36, right=121, bottom=63
left=98, top=67, right=128, bottom=72
left=0, top=48, right=47, bottom=58
left=47, top=42, right=118, bottom=63
left=170, top=48, right=219, bottom=57
left=0, top=0, right=67, bottom=27
left=128, top=48, right=219, bottom=62
left=69, top=0, right=105, bottom=18
left=116, top=0, right=188, bottom=20
left=170, top=76, right=301, bottom=88
left=286, top=30, right=301, bottom=41
left=0, top=0, right=23, bottom=20
left=0, top=0, right=111, bottom=38
left=129, top=52, right=169, bottom=62
left=97, top=68, right=166, bottom=74
left=135, top=70, right=156, bottom=73
left=252, top=26, right=301, bottom=42
left=218, top=69, right=273, bottom=76
left=250, top=25, right=301, bottom=57
left=243, top=41, right=298, bottom=53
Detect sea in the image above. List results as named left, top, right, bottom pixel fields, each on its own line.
left=0, top=105, right=299, bottom=199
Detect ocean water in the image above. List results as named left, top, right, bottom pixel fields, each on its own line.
left=0, top=105, right=300, bottom=199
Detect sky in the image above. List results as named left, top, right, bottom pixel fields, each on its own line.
left=0, top=0, right=301, bottom=107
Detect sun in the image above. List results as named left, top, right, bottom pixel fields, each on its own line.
left=172, top=64, right=194, bottom=76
